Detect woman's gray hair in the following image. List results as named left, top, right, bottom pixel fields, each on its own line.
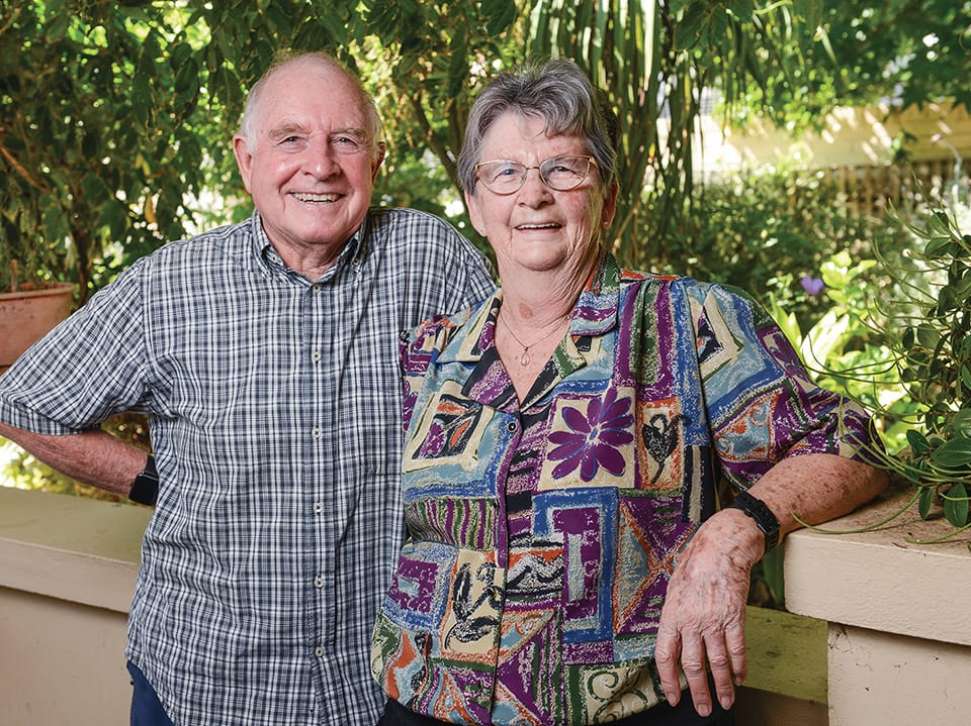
left=238, top=51, right=383, bottom=156
left=458, top=59, right=617, bottom=194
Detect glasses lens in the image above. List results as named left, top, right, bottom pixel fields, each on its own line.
left=478, top=161, right=525, bottom=193
left=540, top=156, right=591, bottom=190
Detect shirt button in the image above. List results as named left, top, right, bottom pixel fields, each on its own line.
left=312, top=285, right=322, bottom=295
left=311, top=350, right=321, bottom=363
left=314, top=645, right=324, bottom=658
left=313, top=502, right=324, bottom=514
left=312, top=426, right=321, bottom=439
left=314, top=575, right=325, bottom=588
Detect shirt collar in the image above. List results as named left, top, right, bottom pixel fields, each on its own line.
left=247, top=210, right=369, bottom=283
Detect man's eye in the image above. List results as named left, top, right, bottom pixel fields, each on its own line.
left=335, top=136, right=361, bottom=147
left=279, top=136, right=301, bottom=145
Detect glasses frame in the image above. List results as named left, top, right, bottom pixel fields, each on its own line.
left=473, top=155, right=597, bottom=195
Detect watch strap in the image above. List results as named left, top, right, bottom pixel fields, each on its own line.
left=728, top=489, right=780, bottom=551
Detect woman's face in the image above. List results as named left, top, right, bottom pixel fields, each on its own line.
left=465, top=112, right=617, bottom=279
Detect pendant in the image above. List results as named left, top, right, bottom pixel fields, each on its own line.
left=520, top=348, right=531, bottom=367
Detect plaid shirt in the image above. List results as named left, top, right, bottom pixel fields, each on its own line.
left=0, top=209, right=495, bottom=725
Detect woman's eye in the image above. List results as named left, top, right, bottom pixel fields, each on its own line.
left=496, top=165, right=519, bottom=177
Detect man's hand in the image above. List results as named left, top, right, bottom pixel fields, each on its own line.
left=654, top=509, right=763, bottom=717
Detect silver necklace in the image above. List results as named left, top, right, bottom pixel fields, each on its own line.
left=498, top=311, right=570, bottom=367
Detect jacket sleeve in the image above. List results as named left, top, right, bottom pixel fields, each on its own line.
left=691, top=282, right=876, bottom=491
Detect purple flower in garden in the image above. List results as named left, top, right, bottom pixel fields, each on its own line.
left=800, top=276, right=825, bottom=296
left=548, top=388, right=634, bottom=481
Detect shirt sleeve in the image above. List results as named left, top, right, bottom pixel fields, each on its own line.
left=691, top=282, right=875, bottom=491
left=436, top=224, right=496, bottom=316
left=0, top=256, right=158, bottom=435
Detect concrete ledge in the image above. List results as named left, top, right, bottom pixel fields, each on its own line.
left=0, top=487, right=148, bottom=612
left=744, top=605, right=827, bottom=704
left=784, top=489, right=971, bottom=646
left=0, top=486, right=828, bottom=725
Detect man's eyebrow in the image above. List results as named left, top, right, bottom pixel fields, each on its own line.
left=331, top=127, right=368, bottom=139
left=267, top=122, right=311, bottom=139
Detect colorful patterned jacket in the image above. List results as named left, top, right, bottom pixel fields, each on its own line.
left=371, top=254, right=871, bottom=725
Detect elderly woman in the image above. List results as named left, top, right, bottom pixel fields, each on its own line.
left=372, top=60, right=886, bottom=726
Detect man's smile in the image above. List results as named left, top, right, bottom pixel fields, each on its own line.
left=291, top=192, right=343, bottom=203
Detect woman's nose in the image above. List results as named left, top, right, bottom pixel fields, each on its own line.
left=518, top=168, right=553, bottom=206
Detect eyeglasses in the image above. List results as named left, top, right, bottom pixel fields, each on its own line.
left=474, top=155, right=597, bottom=195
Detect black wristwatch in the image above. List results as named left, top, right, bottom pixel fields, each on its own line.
left=129, top=455, right=160, bottom=506
left=728, top=490, right=780, bottom=551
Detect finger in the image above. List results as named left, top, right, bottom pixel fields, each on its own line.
left=725, top=620, right=747, bottom=686
left=703, top=630, right=736, bottom=711
left=680, top=630, right=712, bottom=717
left=654, top=625, right=683, bottom=706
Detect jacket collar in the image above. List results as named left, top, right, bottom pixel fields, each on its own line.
left=436, top=253, right=622, bottom=366
left=435, top=254, right=623, bottom=411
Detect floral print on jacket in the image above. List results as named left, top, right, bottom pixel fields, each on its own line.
left=371, top=254, right=871, bottom=725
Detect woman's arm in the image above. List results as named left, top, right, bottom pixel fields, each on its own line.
left=654, top=453, right=888, bottom=717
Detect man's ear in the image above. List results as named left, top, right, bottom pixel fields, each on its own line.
left=233, top=135, right=255, bottom=194
left=465, top=189, right=488, bottom=237
left=371, top=141, right=387, bottom=182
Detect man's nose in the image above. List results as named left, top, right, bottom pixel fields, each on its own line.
left=304, top=136, right=341, bottom=178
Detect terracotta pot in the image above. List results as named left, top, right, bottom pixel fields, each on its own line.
left=0, top=283, right=75, bottom=370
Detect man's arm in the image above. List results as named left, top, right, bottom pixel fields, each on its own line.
left=0, top=422, right=148, bottom=498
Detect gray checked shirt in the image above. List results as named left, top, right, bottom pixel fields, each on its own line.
left=0, top=209, right=495, bottom=725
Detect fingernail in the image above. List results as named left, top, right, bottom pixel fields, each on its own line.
left=734, top=676, right=743, bottom=686
left=665, top=691, right=679, bottom=706
left=720, top=696, right=733, bottom=710
left=697, top=704, right=711, bottom=717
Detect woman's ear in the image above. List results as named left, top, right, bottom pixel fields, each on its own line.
left=601, top=181, right=619, bottom=228
left=465, top=190, right=489, bottom=237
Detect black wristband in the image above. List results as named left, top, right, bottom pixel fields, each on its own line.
left=728, top=490, right=780, bottom=551
left=129, top=455, right=160, bottom=506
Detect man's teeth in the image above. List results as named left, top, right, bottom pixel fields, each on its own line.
left=517, top=223, right=560, bottom=229
left=293, top=193, right=340, bottom=202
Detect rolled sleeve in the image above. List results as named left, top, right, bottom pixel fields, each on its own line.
left=694, top=283, right=875, bottom=490
left=0, top=257, right=157, bottom=435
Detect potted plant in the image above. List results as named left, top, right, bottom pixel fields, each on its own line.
left=0, top=239, right=74, bottom=372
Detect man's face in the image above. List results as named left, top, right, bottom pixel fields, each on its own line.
left=233, top=61, right=384, bottom=260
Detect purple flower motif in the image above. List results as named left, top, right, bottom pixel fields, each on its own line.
left=800, top=276, right=825, bottom=296
left=547, top=388, right=634, bottom=481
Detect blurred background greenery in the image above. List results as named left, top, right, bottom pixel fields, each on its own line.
left=2, top=0, right=969, bottom=607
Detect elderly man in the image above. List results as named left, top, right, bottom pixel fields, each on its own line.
left=0, top=53, right=494, bottom=725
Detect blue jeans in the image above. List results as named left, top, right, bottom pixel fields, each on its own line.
left=127, top=661, right=175, bottom=726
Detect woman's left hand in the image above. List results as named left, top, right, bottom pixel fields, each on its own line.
left=654, top=509, right=764, bottom=717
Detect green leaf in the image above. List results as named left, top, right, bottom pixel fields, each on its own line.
left=483, top=0, right=517, bottom=35
left=943, top=482, right=970, bottom=527
left=950, top=410, right=971, bottom=438
left=931, top=437, right=971, bottom=469
left=907, top=429, right=930, bottom=454
left=918, top=486, right=935, bottom=520
left=925, top=235, right=952, bottom=258
left=46, top=13, right=70, bottom=42
left=447, top=29, right=468, bottom=99
left=962, top=365, right=971, bottom=392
